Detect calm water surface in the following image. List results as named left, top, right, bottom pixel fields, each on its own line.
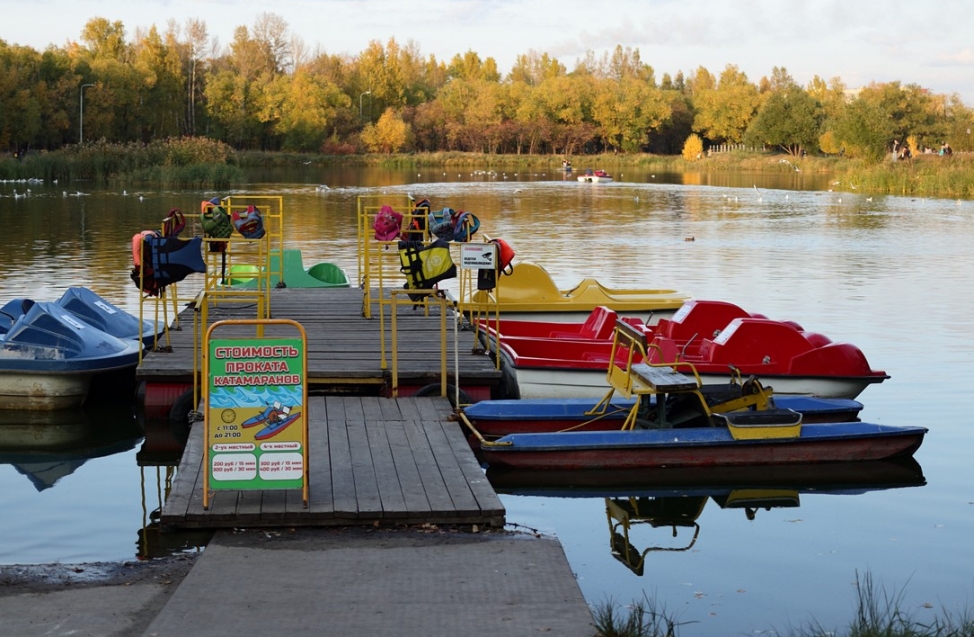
left=0, top=166, right=971, bottom=635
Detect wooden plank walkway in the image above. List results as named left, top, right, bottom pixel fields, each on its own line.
left=136, top=287, right=502, bottom=393
left=160, top=395, right=505, bottom=529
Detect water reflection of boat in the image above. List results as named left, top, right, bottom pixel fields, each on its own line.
left=489, top=459, right=925, bottom=576
left=0, top=404, right=143, bottom=491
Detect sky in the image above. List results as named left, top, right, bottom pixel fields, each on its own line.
left=3, top=0, right=974, bottom=104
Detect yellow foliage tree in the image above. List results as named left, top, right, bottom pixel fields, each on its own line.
left=361, top=107, right=410, bottom=153
left=682, top=133, right=703, bottom=161
left=905, top=134, right=919, bottom=156
left=819, top=130, right=840, bottom=155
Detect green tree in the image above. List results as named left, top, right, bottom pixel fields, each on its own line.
left=832, top=97, right=893, bottom=160
left=744, top=85, right=823, bottom=155
left=649, top=90, right=693, bottom=154
left=264, top=69, right=349, bottom=151
left=858, top=81, right=943, bottom=150
left=132, top=25, right=185, bottom=140
left=80, top=18, right=128, bottom=61
left=0, top=43, right=45, bottom=150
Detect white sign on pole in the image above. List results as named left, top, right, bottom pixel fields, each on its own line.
left=459, top=243, right=497, bottom=269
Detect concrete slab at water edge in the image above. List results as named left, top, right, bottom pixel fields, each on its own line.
left=0, top=557, right=198, bottom=637
left=144, top=527, right=595, bottom=637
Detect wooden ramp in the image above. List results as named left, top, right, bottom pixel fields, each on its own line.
left=161, top=395, right=505, bottom=529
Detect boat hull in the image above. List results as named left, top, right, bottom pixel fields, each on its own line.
left=480, top=423, right=927, bottom=470
left=463, top=396, right=864, bottom=437
left=0, top=371, right=92, bottom=410
left=509, top=361, right=881, bottom=400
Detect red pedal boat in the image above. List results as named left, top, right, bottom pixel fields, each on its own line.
left=481, top=301, right=888, bottom=400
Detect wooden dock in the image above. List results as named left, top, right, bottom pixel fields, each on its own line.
left=146, top=286, right=507, bottom=530
left=136, top=287, right=503, bottom=417
left=161, top=395, right=505, bottom=529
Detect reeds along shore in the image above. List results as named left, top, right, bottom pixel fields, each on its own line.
left=3, top=143, right=974, bottom=198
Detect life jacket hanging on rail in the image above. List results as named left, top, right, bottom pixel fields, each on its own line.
left=231, top=204, right=266, bottom=239
left=130, top=232, right=207, bottom=296
left=398, top=239, right=457, bottom=302
left=373, top=205, right=403, bottom=242
left=402, top=198, right=431, bottom=241
left=200, top=197, right=233, bottom=252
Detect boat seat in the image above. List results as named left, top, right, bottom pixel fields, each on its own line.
left=630, top=363, right=698, bottom=392
left=549, top=306, right=618, bottom=340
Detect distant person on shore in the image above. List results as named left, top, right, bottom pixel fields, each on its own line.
left=940, top=142, right=953, bottom=156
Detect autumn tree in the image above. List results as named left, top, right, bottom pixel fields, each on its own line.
left=692, top=65, right=759, bottom=144
left=361, top=107, right=410, bottom=152
left=592, top=76, right=670, bottom=152
left=682, top=133, right=703, bottom=160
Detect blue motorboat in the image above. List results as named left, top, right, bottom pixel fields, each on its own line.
left=0, top=301, right=142, bottom=410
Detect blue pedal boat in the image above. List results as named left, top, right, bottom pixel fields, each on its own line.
left=0, top=301, right=142, bottom=410
left=480, top=421, right=927, bottom=470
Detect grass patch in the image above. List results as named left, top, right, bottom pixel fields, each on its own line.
left=592, top=593, right=683, bottom=637
left=0, top=137, right=245, bottom=187
left=593, top=572, right=974, bottom=637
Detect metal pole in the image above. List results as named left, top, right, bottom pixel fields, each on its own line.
left=79, top=84, right=94, bottom=143
left=359, top=90, right=371, bottom=120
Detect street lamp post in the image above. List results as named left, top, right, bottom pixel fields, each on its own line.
left=359, top=90, right=372, bottom=120
left=79, top=83, right=94, bottom=143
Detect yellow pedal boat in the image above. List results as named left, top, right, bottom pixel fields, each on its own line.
left=465, top=261, right=691, bottom=323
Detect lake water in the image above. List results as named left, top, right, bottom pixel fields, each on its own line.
left=0, top=165, right=971, bottom=636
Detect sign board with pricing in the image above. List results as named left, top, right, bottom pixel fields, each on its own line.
left=203, top=320, right=309, bottom=508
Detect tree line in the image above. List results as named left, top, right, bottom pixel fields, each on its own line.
left=2, top=13, right=972, bottom=162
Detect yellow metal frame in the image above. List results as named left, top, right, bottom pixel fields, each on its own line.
left=191, top=196, right=286, bottom=410
left=201, top=318, right=310, bottom=510
left=356, top=194, right=419, bottom=319
left=590, top=319, right=776, bottom=431
left=387, top=288, right=465, bottom=407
